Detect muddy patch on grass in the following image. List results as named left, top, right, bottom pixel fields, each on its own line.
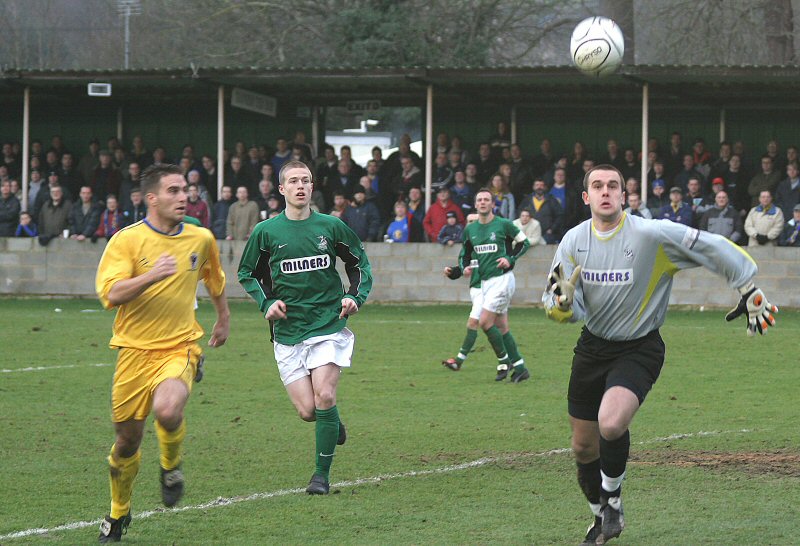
left=630, top=449, right=800, bottom=477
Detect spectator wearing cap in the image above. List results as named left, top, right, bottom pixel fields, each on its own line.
left=778, top=203, right=800, bottom=246
left=775, top=162, right=800, bottom=220
left=423, top=186, right=463, bottom=242
left=437, top=210, right=464, bottom=246
left=659, top=186, right=693, bottom=226
left=745, top=190, right=784, bottom=246
left=341, top=186, right=381, bottom=242
left=647, top=179, right=668, bottom=216
left=699, top=190, right=743, bottom=244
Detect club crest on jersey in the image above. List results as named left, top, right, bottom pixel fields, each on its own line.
left=623, top=246, right=634, bottom=261
left=474, top=243, right=498, bottom=254
left=581, top=268, right=633, bottom=285
left=317, top=235, right=328, bottom=251
left=281, top=254, right=330, bottom=274
left=489, top=232, right=497, bottom=241
left=189, top=252, right=199, bottom=270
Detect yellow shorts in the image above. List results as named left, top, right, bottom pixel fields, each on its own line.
left=111, top=342, right=202, bottom=423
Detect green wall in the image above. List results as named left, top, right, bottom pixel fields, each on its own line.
left=1, top=90, right=797, bottom=166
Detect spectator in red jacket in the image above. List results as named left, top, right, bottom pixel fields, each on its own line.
left=423, top=186, right=464, bottom=242
left=93, top=195, right=125, bottom=241
left=185, top=183, right=210, bottom=227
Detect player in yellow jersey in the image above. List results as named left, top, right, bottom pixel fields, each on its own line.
left=95, top=164, right=230, bottom=543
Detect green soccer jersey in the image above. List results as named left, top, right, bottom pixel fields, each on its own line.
left=238, top=211, right=372, bottom=345
left=458, top=215, right=530, bottom=282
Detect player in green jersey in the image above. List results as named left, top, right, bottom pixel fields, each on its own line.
left=444, top=188, right=531, bottom=382
left=442, top=214, right=482, bottom=371
left=238, top=160, right=372, bottom=495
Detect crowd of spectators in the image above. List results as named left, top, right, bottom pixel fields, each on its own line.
left=1, top=126, right=800, bottom=248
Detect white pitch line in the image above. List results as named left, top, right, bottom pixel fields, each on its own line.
left=0, top=428, right=752, bottom=541
left=1, top=363, right=112, bottom=374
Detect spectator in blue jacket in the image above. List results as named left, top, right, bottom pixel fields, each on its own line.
left=341, top=187, right=381, bottom=242
left=437, top=211, right=464, bottom=246
left=660, top=186, right=693, bottom=226
left=15, top=211, right=38, bottom=237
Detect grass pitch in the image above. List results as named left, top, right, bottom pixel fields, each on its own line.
left=1, top=299, right=798, bottom=544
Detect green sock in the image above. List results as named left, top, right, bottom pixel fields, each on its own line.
left=503, top=331, right=524, bottom=367
left=456, top=328, right=479, bottom=364
left=314, top=406, right=340, bottom=479
left=485, top=326, right=510, bottom=366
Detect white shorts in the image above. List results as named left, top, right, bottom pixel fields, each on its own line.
left=273, top=328, right=354, bottom=386
left=469, top=287, right=483, bottom=320
left=481, top=272, right=515, bottom=315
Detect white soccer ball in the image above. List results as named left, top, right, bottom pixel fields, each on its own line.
left=570, top=16, right=624, bottom=77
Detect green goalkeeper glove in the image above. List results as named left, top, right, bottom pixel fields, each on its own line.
left=548, top=262, right=582, bottom=311
left=725, top=282, right=778, bottom=336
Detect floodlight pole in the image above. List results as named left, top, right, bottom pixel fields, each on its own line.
left=123, top=4, right=131, bottom=69
left=118, top=0, right=141, bottom=69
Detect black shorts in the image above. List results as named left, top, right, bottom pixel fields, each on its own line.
left=568, top=327, right=665, bottom=421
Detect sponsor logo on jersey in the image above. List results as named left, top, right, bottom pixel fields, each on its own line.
left=474, top=243, right=498, bottom=254
left=280, top=254, right=330, bottom=274
left=581, top=268, right=633, bottom=285
left=189, top=252, right=199, bottom=270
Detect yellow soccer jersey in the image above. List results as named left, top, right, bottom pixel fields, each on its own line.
left=96, top=220, right=226, bottom=350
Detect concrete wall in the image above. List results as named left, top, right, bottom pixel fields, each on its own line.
left=1, top=237, right=798, bottom=309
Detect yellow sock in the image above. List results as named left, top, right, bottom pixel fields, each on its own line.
left=155, top=419, right=186, bottom=470
left=108, top=445, right=141, bottom=519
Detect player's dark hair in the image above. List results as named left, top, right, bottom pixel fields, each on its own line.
left=583, top=164, right=624, bottom=190
left=140, top=164, right=182, bottom=196
left=475, top=187, right=493, bottom=200
left=278, top=160, right=312, bottom=185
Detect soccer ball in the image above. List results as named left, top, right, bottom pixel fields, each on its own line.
left=570, top=16, right=624, bottom=77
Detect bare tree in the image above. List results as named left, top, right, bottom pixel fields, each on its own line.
left=635, top=0, right=795, bottom=65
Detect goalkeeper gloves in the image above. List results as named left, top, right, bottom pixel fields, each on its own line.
left=725, top=282, right=778, bottom=336
left=445, top=266, right=463, bottom=280
left=548, top=262, right=582, bottom=311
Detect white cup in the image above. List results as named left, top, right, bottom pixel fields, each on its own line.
left=62, top=229, right=70, bottom=239
left=260, top=210, right=267, bottom=220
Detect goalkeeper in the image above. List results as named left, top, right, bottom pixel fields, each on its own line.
left=542, top=164, right=777, bottom=546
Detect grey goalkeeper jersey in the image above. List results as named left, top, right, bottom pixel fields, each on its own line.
left=543, top=212, right=758, bottom=341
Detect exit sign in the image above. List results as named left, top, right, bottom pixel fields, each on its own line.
left=346, top=100, right=381, bottom=113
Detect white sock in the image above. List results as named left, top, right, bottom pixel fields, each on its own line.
left=601, top=470, right=625, bottom=495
